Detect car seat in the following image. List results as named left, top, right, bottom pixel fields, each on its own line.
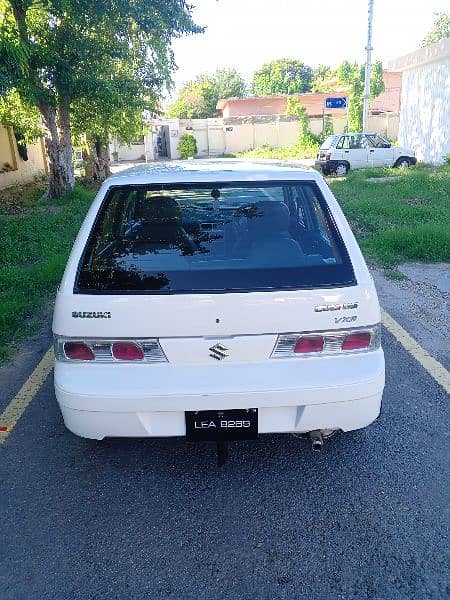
left=233, top=201, right=304, bottom=264
left=134, top=196, right=196, bottom=254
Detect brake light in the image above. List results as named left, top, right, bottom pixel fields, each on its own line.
left=55, top=337, right=167, bottom=363
left=342, top=332, right=371, bottom=350
left=112, top=342, right=144, bottom=361
left=294, top=336, right=324, bottom=353
left=64, top=342, right=95, bottom=361
left=271, top=325, right=380, bottom=358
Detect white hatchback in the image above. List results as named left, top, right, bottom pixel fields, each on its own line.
left=316, top=133, right=416, bottom=176
left=52, top=161, right=385, bottom=450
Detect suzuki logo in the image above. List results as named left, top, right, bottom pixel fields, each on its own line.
left=209, top=343, right=229, bottom=361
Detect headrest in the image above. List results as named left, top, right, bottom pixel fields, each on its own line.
left=137, top=196, right=181, bottom=225
left=248, top=201, right=290, bottom=234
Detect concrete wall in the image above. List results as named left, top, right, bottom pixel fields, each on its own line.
left=110, top=140, right=146, bottom=162
left=148, top=113, right=399, bottom=159
left=179, top=119, right=225, bottom=157
left=390, top=38, right=450, bottom=164
left=397, top=58, right=449, bottom=163
left=0, top=126, right=47, bottom=190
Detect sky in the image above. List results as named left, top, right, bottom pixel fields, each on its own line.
left=169, top=0, right=447, bottom=94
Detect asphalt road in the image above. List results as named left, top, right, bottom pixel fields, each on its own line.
left=0, top=328, right=448, bottom=600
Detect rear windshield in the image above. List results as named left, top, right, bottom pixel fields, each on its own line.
left=75, top=181, right=355, bottom=294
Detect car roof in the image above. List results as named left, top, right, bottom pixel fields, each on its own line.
left=105, top=159, right=320, bottom=186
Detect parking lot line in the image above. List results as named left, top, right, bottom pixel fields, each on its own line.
left=0, top=310, right=448, bottom=445
left=381, top=309, right=450, bottom=394
left=0, top=347, right=54, bottom=445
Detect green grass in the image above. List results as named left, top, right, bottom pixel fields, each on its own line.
left=328, top=164, right=450, bottom=268
left=0, top=183, right=96, bottom=361
left=226, top=139, right=320, bottom=160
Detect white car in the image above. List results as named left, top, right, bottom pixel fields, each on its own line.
left=52, top=161, right=385, bottom=451
left=315, top=133, right=417, bottom=176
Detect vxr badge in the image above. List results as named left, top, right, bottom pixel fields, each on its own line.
left=209, top=343, right=229, bottom=361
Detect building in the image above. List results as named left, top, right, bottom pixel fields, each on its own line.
left=389, top=38, right=450, bottom=164
left=0, top=126, right=48, bottom=190
left=217, top=93, right=346, bottom=119
left=216, top=71, right=402, bottom=119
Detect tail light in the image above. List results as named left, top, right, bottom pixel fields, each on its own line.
left=342, top=332, right=371, bottom=351
left=294, top=336, right=324, bottom=353
left=271, top=325, right=380, bottom=358
left=64, top=342, right=95, bottom=361
left=112, top=342, right=144, bottom=361
left=55, top=337, right=167, bottom=363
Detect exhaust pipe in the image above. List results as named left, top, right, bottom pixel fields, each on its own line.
left=308, top=430, right=324, bottom=452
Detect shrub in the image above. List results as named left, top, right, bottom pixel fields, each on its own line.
left=178, top=133, right=197, bottom=159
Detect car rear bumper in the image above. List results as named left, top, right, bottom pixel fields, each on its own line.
left=59, top=394, right=382, bottom=439
left=54, top=350, right=385, bottom=439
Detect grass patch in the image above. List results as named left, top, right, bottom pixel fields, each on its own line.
left=0, top=183, right=96, bottom=361
left=226, top=139, right=319, bottom=160
left=383, top=268, right=407, bottom=281
left=329, top=164, right=450, bottom=267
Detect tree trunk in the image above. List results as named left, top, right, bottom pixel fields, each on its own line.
left=39, top=101, right=75, bottom=199
left=83, top=137, right=111, bottom=183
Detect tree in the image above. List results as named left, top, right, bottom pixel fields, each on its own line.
left=311, top=64, right=335, bottom=92
left=166, top=68, right=246, bottom=119
left=215, top=68, right=247, bottom=100
left=71, top=64, right=153, bottom=182
left=336, top=59, right=385, bottom=131
left=0, top=89, right=42, bottom=149
left=251, top=59, right=313, bottom=96
left=0, top=0, right=201, bottom=198
left=421, top=11, right=450, bottom=47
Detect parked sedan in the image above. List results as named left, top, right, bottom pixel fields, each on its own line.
left=315, top=133, right=416, bottom=176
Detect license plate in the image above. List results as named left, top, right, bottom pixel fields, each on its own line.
left=185, top=409, right=258, bottom=441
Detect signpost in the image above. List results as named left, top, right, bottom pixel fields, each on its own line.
left=324, top=97, right=348, bottom=109
left=323, top=97, right=349, bottom=134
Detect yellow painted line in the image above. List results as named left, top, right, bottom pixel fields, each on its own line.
left=0, top=347, right=54, bottom=445
left=382, top=309, right=450, bottom=394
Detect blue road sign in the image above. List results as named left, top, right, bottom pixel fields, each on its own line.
left=324, top=97, right=348, bottom=109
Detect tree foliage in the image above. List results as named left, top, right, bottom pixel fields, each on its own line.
left=335, top=59, right=384, bottom=131
left=311, top=64, right=335, bottom=92
left=251, top=59, right=313, bottom=96
left=0, top=0, right=201, bottom=196
left=421, top=11, right=450, bottom=47
left=0, top=88, right=42, bottom=143
left=167, top=68, right=246, bottom=119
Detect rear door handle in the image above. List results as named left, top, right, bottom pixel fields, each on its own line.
left=344, top=150, right=349, bottom=153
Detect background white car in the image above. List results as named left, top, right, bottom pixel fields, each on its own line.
left=316, top=133, right=417, bottom=176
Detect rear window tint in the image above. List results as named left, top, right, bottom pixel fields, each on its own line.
left=75, top=182, right=355, bottom=294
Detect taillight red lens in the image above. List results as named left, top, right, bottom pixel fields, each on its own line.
left=294, top=336, right=324, bottom=353
left=342, top=332, right=371, bottom=351
left=64, top=342, right=95, bottom=361
left=112, top=342, right=144, bottom=360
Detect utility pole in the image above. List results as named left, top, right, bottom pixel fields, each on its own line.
left=362, top=0, right=374, bottom=132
